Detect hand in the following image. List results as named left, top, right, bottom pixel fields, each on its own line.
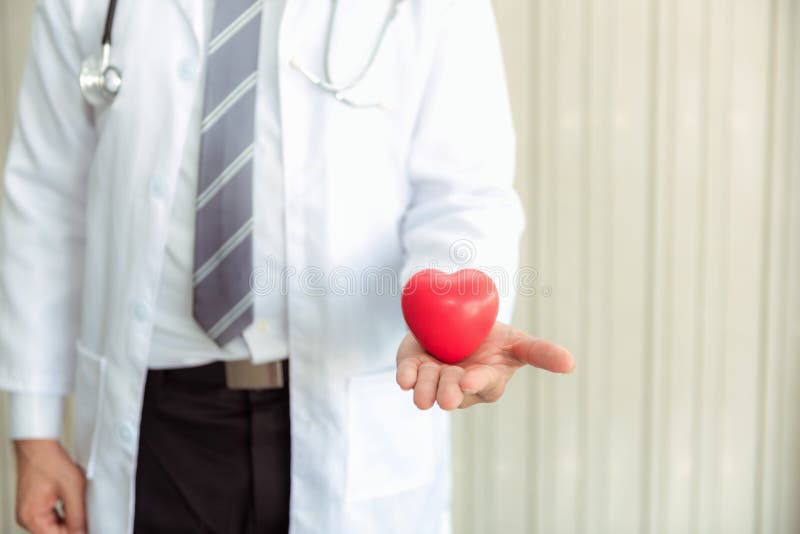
left=396, top=321, right=575, bottom=410
left=14, top=439, right=87, bottom=534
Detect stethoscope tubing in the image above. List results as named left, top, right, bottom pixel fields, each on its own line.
left=320, top=0, right=402, bottom=93
left=83, top=0, right=402, bottom=109
left=101, top=0, right=119, bottom=46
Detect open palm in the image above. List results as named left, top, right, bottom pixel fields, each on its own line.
left=396, top=321, right=575, bottom=410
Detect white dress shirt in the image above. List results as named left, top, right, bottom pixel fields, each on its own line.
left=10, top=0, right=289, bottom=438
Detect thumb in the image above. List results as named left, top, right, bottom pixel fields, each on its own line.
left=509, top=332, right=576, bottom=374
left=58, top=470, right=87, bottom=534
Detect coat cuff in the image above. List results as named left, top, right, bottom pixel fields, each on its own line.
left=8, top=392, right=64, bottom=439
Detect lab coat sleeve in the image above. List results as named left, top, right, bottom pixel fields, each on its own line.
left=400, top=0, right=524, bottom=323
left=0, top=0, right=94, bottom=396
left=9, top=393, right=64, bottom=439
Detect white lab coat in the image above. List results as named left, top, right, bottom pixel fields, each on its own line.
left=0, top=0, right=523, bottom=532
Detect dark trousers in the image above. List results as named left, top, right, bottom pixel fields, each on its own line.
left=133, top=361, right=291, bottom=534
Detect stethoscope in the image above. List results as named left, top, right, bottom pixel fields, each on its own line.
left=79, top=0, right=122, bottom=107
left=290, top=0, right=404, bottom=109
left=79, top=0, right=403, bottom=110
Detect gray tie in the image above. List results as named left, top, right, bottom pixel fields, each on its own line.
left=193, top=0, right=263, bottom=345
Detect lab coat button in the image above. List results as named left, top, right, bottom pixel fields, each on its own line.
left=132, top=301, right=149, bottom=322
left=150, top=175, right=167, bottom=198
left=117, top=422, right=136, bottom=446
left=178, top=59, right=198, bottom=82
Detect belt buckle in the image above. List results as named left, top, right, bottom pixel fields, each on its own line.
left=224, top=360, right=284, bottom=390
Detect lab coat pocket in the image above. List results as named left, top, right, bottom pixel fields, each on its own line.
left=346, top=367, right=435, bottom=502
left=73, top=341, right=108, bottom=480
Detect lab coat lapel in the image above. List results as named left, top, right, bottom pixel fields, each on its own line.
left=171, top=0, right=205, bottom=55
left=145, top=0, right=204, bottom=197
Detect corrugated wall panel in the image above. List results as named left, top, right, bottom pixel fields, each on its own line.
left=1, top=2, right=37, bottom=532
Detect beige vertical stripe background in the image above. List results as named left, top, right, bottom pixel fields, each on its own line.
left=1, top=0, right=798, bottom=533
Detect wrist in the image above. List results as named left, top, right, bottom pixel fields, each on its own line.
left=14, top=438, right=62, bottom=454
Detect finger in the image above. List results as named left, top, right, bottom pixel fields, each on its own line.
left=413, top=362, right=441, bottom=410
left=58, top=469, right=86, bottom=534
left=436, top=366, right=465, bottom=411
left=396, top=334, right=427, bottom=390
left=25, top=509, right=65, bottom=534
left=396, top=357, right=421, bottom=390
left=510, top=333, right=575, bottom=374
left=458, top=392, right=481, bottom=409
left=20, top=512, right=57, bottom=534
left=16, top=488, right=61, bottom=534
left=459, top=365, right=506, bottom=403
left=396, top=332, right=425, bottom=362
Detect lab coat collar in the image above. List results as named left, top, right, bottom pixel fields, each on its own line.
left=171, top=0, right=204, bottom=54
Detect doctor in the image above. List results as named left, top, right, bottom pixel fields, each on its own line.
left=1, top=0, right=574, bottom=533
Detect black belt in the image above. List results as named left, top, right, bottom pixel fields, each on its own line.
left=151, top=359, right=289, bottom=390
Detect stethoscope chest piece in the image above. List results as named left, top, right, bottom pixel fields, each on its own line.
left=80, top=43, right=122, bottom=107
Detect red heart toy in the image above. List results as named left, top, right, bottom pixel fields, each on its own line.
left=401, top=268, right=499, bottom=364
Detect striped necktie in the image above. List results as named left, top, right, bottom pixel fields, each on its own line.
left=193, top=0, right=263, bottom=345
